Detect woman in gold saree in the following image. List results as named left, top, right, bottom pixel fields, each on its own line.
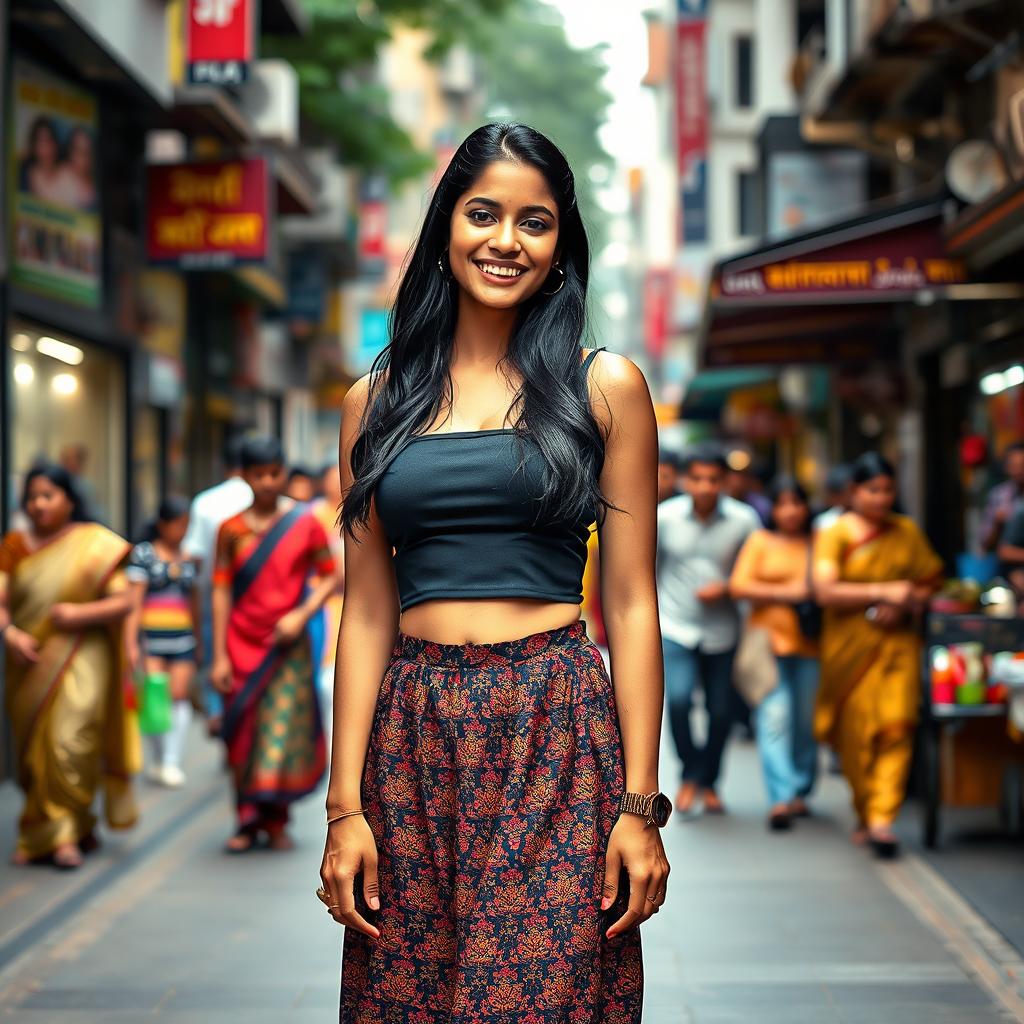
left=0, top=463, right=140, bottom=869
left=813, top=452, right=942, bottom=858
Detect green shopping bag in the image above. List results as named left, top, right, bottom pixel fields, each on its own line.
left=138, top=671, right=172, bottom=735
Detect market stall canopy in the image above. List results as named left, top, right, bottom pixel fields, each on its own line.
left=698, top=194, right=971, bottom=369
left=946, top=177, right=1024, bottom=271
left=679, top=368, right=777, bottom=421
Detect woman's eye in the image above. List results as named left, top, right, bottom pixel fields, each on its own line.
left=468, top=210, right=494, bottom=224
left=522, top=218, right=548, bottom=231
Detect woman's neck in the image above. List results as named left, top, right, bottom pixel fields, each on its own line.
left=452, top=291, right=517, bottom=363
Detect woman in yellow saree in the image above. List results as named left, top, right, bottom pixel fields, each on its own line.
left=0, top=463, right=140, bottom=869
left=813, top=452, right=942, bottom=858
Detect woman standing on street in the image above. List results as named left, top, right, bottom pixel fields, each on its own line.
left=813, top=452, right=943, bottom=858
left=730, top=476, right=820, bottom=832
left=0, top=463, right=139, bottom=869
left=323, top=123, right=670, bottom=1021
left=125, top=496, right=200, bottom=788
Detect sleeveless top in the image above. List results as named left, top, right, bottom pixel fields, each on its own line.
left=375, top=348, right=606, bottom=611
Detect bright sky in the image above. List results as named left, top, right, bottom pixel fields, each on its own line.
left=548, top=0, right=657, bottom=167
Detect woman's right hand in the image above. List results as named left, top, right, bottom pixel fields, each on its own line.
left=320, top=815, right=380, bottom=938
left=879, top=580, right=914, bottom=607
left=4, top=625, right=40, bottom=666
left=209, top=656, right=233, bottom=694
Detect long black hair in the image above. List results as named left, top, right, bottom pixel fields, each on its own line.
left=766, top=474, right=811, bottom=535
left=851, top=451, right=896, bottom=485
left=139, top=495, right=191, bottom=543
left=21, top=461, right=91, bottom=523
left=341, top=123, right=610, bottom=537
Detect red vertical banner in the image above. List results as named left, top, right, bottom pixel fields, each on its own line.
left=186, top=0, right=255, bottom=85
left=644, top=269, right=673, bottom=358
left=674, top=19, right=707, bottom=178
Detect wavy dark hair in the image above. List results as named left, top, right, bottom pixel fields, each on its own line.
left=340, top=122, right=612, bottom=538
left=765, top=474, right=811, bottom=535
left=21, top=461, right=91, bottom=522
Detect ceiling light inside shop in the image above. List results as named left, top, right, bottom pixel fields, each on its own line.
left=52, top=373, right=79, bottom=396
left=727, top=449, right=752, bottom=471
left=11, top=333, right=31, bottom=352
left=37, top=337, right=84, bottom=365
left=980, top=365, right=1024, bottom=396
left=13, top=362, right=34, bottom=386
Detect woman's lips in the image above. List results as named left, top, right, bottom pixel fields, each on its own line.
left=473, top=260, right=527, bottom=286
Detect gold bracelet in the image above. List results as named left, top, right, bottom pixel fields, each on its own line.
left=326, top=808, right=366, bottom=825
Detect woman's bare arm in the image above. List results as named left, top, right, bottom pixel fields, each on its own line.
left=327, top=375, right=401, bottom=812
left=590, top=352, right=662, bottom=796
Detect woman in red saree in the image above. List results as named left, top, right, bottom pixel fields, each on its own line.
left=210, top=436, right=339, bottom=852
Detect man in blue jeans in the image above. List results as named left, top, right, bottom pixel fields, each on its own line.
left=656, top=444, right=758, bottom=815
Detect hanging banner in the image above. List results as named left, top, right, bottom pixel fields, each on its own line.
left=675, top=0, right=708, bottom=245
left=8, top=58, right=102, bottom=308
left=146, top=158, right=270, bottom=268
left=644, top=269, right=673, bottom=358
left=186, top=0, right=255, bottom=86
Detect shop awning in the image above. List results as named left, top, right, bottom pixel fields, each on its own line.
left=680, top=369, right=777, bottom=421
left=946, top=177, right=1024, bottom=271
left=698, top=194, right=970, bottom=369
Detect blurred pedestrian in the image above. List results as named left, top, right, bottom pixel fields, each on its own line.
left=210, top=436, right=340, bottom=853
left=125, top=496, right=200, bottom=788
left=730, top=476, right=819, bottom=831
left=726, top=458, right=771, bottom=526
left=658, top=442, right=759, bottom=815
left=658, top=446, right=681, bottom=503
left=1, top=463, right=139, bottom=870
left=980, top=441, right=1024, bottom=554
left=815, top=463, right=854, bottom=533
left=311, top=463, right=346, bottom=690
left=286, top=465, right=318, bottom=503
left=813, top=452, right=943, bottom=858
left=182, top=437, right=252, bottom=734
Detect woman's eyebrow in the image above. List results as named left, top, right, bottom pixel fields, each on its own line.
left=464, top=197, right=556, bottom=219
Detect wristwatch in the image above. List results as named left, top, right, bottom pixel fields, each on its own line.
left=619, top=790, right=672, bottom=828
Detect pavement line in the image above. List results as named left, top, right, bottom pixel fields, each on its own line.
left=0, top=777, right=224, bottom=980
left=878, top=852, right=1024, bottom=1023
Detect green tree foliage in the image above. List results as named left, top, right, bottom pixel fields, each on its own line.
left=263, top=0, right=515, bottom=182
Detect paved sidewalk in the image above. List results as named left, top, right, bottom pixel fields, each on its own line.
left=0, top=723, right=1018, bottom=1022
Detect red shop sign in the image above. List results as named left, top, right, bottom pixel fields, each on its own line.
left=146, top=159, right=269, bottom=268
left=186, top=0, right=255, bottom=85
left=674, top=18, right=707, bottom=179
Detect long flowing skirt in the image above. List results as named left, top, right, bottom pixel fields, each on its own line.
left=340, top=620, right=644, bottom=1022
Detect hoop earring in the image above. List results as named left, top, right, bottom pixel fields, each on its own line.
left=541, top=265, right=565, bottom=296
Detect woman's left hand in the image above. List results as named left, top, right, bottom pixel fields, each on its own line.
left=273, top=608, right=307, bottom=646
left=50, top=603, right=82, bottom=631
left=602, top=813, right=670, bottom=939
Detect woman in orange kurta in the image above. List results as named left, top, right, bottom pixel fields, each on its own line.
left=813, top=452, right=943, bottom=858
left=731, top=477, right=819, bottom=832
left=0, top=463, right=139, bottom=869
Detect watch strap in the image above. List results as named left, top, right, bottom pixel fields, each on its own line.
left=619, top=791, right=654, bottom=818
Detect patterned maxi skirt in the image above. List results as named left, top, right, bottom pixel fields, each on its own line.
left=339, top=620, right=644, bottom=1022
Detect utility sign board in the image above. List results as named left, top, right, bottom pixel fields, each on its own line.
left=186, top=0, right=255, bottom=86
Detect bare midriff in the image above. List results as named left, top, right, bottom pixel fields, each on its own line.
left=398, top=597, right=581, bottom=645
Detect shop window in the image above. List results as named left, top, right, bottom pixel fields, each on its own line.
left=737, top=170, right=761, bottom=238
left=8, top=324, right=126, bottom=534
left=734, top=35, right=754, bottom=111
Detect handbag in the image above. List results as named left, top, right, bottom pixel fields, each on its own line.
left=138, top=670, right=172, bottom=735
left=732, top=625, right=778, bottom=707
left=794, top=541, right=822, bottom=640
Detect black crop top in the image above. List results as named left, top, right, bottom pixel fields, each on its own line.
left=375, top=348, right=605, bottom=611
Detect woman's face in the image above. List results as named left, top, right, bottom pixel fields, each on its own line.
left=24, top=476, right=73, bottom=533
left=69, top=131, right=93, bottom=175
left=773, top=491, right=809, bottom=535
left=447, top=160, right=560, bottom=311
left=158, top=513, right=190, bottom=548
left=852, top=474, right=896, bottom=520
left=32, top=124, right=58, bottom=169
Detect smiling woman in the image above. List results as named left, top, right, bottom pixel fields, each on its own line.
left=326, top=124, right=668, bottom=1023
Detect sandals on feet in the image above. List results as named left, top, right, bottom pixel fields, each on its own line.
left=224, top=831, right=256, bottom=855
left=53, top=844, right=84, bottom=870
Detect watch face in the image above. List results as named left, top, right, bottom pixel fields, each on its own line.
left=651, top=793, right=672, bottom=827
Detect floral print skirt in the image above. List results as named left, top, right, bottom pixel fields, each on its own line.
left=339, top=619, right=643, bottom=1022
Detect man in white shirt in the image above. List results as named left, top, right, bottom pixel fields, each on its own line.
left=656, top=443, right=759, bottom=815
left=183, top=437, right=253, bottom=728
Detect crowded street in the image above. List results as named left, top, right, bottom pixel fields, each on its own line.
left=0, top=721, right=1020, bottom=1023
